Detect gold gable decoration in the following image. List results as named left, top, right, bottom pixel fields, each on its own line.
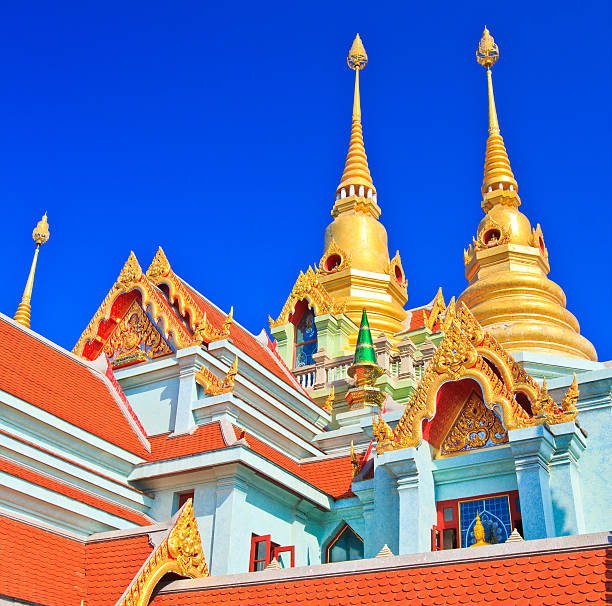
left=104, top=300, right=173, bottom=367
left=195, top=357, right=238, bottom=396
left=269, top=266, right=346, bottom=329
left=117, top=499, right=208, bottom=606
left=318, top=239, right=352, bottom=274
left=425, top=287, right=446, bottom=331
left=373, top=302, right=579, bottom=454
left=73, top=252, right=193, bottom=357
left=440, top=391, right=508, bottom=457
left=146, top=247, right=233, bottom=345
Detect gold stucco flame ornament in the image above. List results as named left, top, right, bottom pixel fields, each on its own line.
left=14, top=213, right=50, bottom=328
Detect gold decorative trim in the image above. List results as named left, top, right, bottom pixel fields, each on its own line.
left=374, top=303, right=579, bottom=453
left=195, top=357, right=238, bottom=396
left=269, top=267, right=346, bottom=329
left=104, top=300, right=173, bottom=367
left=146, top=247, right=233, bottom=345
left=388, top=250, right=407, bottom=289
left=425, top=288, right=446, bottom=331
left=318, top=239, right=351, bottom=274
left=117, top=499, right=208, bottom=606
left=73, top=252, right=193, bottom=357
left=324, top=386, right=335, bottom=413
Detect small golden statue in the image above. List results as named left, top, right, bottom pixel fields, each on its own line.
left=470, top=511, right=490, bottom=547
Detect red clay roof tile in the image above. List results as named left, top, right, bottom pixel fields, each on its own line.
left=0, top=317, right=148, bottom=457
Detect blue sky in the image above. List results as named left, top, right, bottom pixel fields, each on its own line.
left=2, top=1, right=611, bottom=360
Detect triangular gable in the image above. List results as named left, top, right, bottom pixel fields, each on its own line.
left=73, top=252, right=193, bottom=360
left=146, top=247, right=233, bottom=344
left=269, top=266, right=346, bottom=329
left=374, top=301, right=579, bottom=453
left=116, top=499, right=208, bottom=606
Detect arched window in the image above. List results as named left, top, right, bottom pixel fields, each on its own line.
left=325, top=524, right=364, bottom=563
left=293, top=300, right=317, bottom=367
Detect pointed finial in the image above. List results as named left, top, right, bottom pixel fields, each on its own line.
left=350, top=440, right=360, bottom=477
left=347, top=33, right=368, bottom=70
left=353, top=309, right=377, bottom=365
left=324, top=386, right=335, bottom=413
left=14, top=213, right=51, bottom=328
left=476, top=26, right=519, bottom=207
left=476, top=26, right=499, bottom=69
left=335, top=34, right=376, bottom=200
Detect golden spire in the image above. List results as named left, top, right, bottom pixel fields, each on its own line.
left=477, top=27, right=519, bottom=210
left=14, top=213, right=50, bottom=328
left=336, top=34, right=376, bottom=199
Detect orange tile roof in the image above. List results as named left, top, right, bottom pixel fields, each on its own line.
left=0, top=317, right=149, bottom=457
left=0, top=456, right=152, bottom=526
left=85, top=534, right=153, bottom=606
left=0, top=514, right=85, bottom=606
left=236, top=428, right=354, bottom=499
left=184, top=284, right=304, bottom=392
left=150, top=547, right=609, bottom=605
left=147, top=423, right=227, bottom=461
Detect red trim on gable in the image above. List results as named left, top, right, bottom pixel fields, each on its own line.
left=0, top=456, right=152, bottom=526
left=0, top=318, right=149, bottom=458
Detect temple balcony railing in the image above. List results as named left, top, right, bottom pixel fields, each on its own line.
left=293, top=364, right=316, bottom=389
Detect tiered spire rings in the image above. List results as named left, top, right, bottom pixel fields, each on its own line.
left=477, top=27, right=519, bottom=210
left=336, top=34, right=376, bottom=200
left=14, top=213, right=50, bottom=328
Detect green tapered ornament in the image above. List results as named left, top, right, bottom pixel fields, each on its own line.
left=347, top=309, right=385, bottom=409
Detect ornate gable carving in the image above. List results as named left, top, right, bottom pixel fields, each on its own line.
left=103, top=300, right=174, bottom=367
left=440, top=391, right=508, bottom=457
left=117, top=499, right=208, bottom=606
left=374, top=302, right=579, bottom=453
left=269, top=266, right=346, bottom=329
left=73, top=252, right=193, bottom=358
left=146, top=247, right=232, bottom=345
left=318, top=239, right=351, bottom=274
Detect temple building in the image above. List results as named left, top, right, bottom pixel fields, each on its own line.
left=0, top=29, right=610, bottom=605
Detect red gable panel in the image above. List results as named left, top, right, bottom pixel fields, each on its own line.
left=0, top=317, right=148, bottom=458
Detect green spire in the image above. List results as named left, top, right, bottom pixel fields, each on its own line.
left=353, top=309, right=377, bottom=365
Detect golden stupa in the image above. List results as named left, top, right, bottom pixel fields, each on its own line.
left=458, top=28, right=596, bottom=361
left=319, top=34, right=408, bottom=341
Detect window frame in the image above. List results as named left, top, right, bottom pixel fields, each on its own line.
left=249, top=534, right=272, bottom=572
left=273, top=545, right=295, bottom=568
left=325, top=523, right=364, bottom=563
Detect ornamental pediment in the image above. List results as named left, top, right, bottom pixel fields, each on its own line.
left=374, top=298, right=579, bottom=454
left=269, top=266, right=346, bottom=329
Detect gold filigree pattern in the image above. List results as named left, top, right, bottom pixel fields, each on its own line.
left=380, top=303, right=578, bottom=454
left=269, top=267, right=346, bottom=328
left=350, top=441, right=360, bottom=477
left=425, top=287, right=446, bottom=331
left=195, top=357, right=238, bottom=396
left=73, top=252, right=193, bottom=358
left=471, top=216, right=510, bottom=254
left=103, top=300, right=173, bottom=367
left=372, top=413, right=395, bottom=454
left=117, top=499, right=208, bottom=606
left=318, top=239, right=351, bottom=274
left=476, top=26, right=499, bottom=68
left=440, top=391, right=508, bottom=456
left=145, top=247, right=233, bottom=345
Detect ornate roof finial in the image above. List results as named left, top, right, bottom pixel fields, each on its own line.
left=14, top=213, right=50, bottom=328
left=476, top=27, right=519, bottom=207
left=336, top=34, right=376, bottom=199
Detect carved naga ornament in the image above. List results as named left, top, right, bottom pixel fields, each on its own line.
left=195, top=357, right=238, bottom=396
left=373, top=301, right=580, bottom=454
left=269, top=266, right=346, bottom=328
left=117, top=499, right=208, bottom=606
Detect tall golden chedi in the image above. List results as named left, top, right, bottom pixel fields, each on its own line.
left=318, top=34, right=408, bottom=341
left=459, top=28, right=596, bottom=360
